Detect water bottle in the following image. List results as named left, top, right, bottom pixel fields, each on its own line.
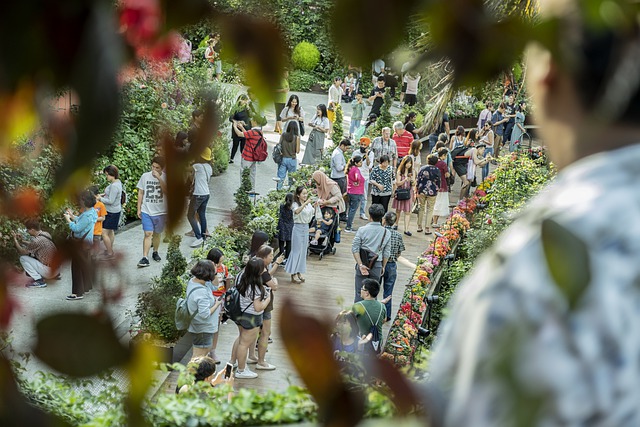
left=335, top=226, right=341, bottom=243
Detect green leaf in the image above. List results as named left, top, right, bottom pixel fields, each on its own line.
left=541, top=218, right=591, bottom=309
left=34, top=313, right=130, bottom=377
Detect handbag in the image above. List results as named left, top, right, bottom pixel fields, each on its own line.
left=447, top=173, right=455, bottom=187
left=298, top=120, right=305, bottom=136
left=359, top=229, right=387, bottom=269
left=395, top=188, right=411, bottom=200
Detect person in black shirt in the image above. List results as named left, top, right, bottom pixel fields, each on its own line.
left=229, top=94, right=251, bottom=163
left=503, top=94, right=516, bottom=142
left=368, top=76, right=386, bottom=117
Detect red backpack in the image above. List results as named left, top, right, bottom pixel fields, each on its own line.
left=252, top=130, right=268, bottom=162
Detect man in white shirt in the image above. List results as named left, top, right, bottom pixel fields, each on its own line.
left=327, top=77, right=343, bottom=139
left=136, top=156, right=168, bottom=267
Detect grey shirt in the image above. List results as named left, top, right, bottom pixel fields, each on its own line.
left=331, top=147, right=346, bottom=179
left=186, top=279, right=216, bottom=334
left=102, top=180, right=123, bottom=213
left=352, top=222, right=391, bottom=262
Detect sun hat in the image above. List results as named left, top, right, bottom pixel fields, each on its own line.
left=201, top=147, right=212, bottom=161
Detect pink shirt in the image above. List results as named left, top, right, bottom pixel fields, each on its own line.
left=347, top=166, right=365, bottom=195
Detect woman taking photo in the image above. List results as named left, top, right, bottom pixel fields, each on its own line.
left=98, top=165, right=122, bottom=259
left=229, top=94, right=251, bottom=163
left=231, top=257, right=271, bottom=379
left=279, top=94, right=305, bottom=135
left=369, top=154, right=394, bottom=214
left=64, top=190, right=98, bottom=300
left=392, top=156, right=416, bottom=236
left=247, top=244, right=284, bottom=371
left=186, top=260, right=223, bottom=359
left=285, top=186, right=316, bottom=283
left=301, top=104, right=330, bottom=166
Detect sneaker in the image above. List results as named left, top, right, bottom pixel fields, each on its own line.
left=360, top=214, right=368, bottom=220
left=235, top=369, right=258, bottom=379
left=190, top=238, right=204, bottom=248
left=184, top=230, right=195, bottom=237
left=26, top=279, right=47, bottom=288
left=247, top=356, right=259, bottom=364
left=268, top=337, right=273, bottom=343
left=255, top=362, right=276, bottom=370
left=137, top=257, right=150, bottom=267
left=344, top=227, right=353, bottom=233
left=229, top=159, right=234, bottom=164
left=310, top=239, right=318, bottom=246
left=152, top=252, right=161, bottom=262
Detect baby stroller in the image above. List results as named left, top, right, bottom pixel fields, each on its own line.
left=308, top=206, right=339, bottom=260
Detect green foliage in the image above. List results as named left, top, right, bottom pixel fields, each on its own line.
left=292, top=41, right=321, bottom=71
left=135, top=235, right=188, bottom=343
left=367, top=90, right=394, bottom=138
left=288, top=69, right=320, bottom=92
left=332, top=103, right=344, bottom=142
left=232, top=168, right=254, bottom=229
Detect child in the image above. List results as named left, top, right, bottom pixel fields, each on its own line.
left=350, top=91, right=365, bottom=138
left=89, top=186, right=106, bottom=258
left=276, top=193, right=294, bottom=261
left=310, top=208, right=334, bottom=245
left=432, top=148, right=451, bottom=226
left=342, top=72, right=356, bottom=102
left=330, top=311, right=362, bottom=359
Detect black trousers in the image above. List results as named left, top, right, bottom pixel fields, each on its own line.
left=278, top=239, right=291, bottom=259
left=71, top=249, right=93, bottom=296
left=230, top=136, right=245, bottom=160
left=371, top=195, right=391, bottom=214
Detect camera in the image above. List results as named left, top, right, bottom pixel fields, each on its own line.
left=425, top=295, right=439, bottom=304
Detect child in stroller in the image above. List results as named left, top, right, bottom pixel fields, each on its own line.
left=310, top=208, right=335, bottom=246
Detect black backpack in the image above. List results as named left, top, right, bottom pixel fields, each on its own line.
left=120, top=187, right=128, bottom=206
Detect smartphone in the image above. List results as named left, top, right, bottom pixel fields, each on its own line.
left=224, top=362, right=233, bottom=379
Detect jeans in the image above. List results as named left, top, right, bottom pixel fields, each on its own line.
left=354, top=262, right=382, bottom=302
left=360, top=179, right=369, bottom=215
left=277, top=157, right=297, bottom=190
left=482, top=147, right=493, bottom=181
left=349, top=119, right=361, bottom=136
left=187, top=195, right=210, bottom=239
left=382, top=261, right=397, bottom=320
left=346, top=193, right=365, bottom=229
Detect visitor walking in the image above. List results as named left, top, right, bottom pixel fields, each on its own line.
left=276, top=121, right=300, bottom=190
left=229, top=94, right=251, bottom=163
left=392, top=156, right=416, bottom=236
left=98, top=165, right=122, bottom=258
left=279, top=94, right=305, bottom=136
left=509, top=101, right=527, bottom=152
left=350, top=91, right=366, bottom=138
left=369, top=155, right=394, bottom=214
left=357, top=137, right=374, bottom=220
left=234, top=118, right=265, bottom=192
left=327, top=77, right=343, bottom=139
left=301, top=104, right=330, bottom=166
left=345, top=155, right=365, bottom=232
left=432, top=148, right=451, bottom=226
left=136, top=156, right=167, bottom=267
left=186, top=260, right=223, bottom=359
left=276, top=193, right=294, bottom=262
left=392, top=121, right=415, bottom=162
left=371, top=127, right=398, bottom=168
left=187, top=148, right=213, bottom=247
left=368, top=76, right=386, bottom=117
left=416, top=155, right=440, bottom=235
left=381, top=211, right=405, bottom=321
left=284, top=186, right=315, bottom=284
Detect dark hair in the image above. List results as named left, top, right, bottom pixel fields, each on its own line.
left=316, top=104, right=328, bottom=118
left=192, top=356, right=216, bottom=382
left=255, top=244, right=273, bottom=260
left=476, top=143, right=487, bottom=150
left=285, top=94, right=301, bottom=115
left=333, top=310, right=359, bottom=342
left=485, top=101, right=494, bottom=108
left=435, top=141, right=446, bottom=150
left=438, top=133, right=448, bottom=142
left=383, top=211, right=397, bottom=226
left=152, top=156, right=165, bottom=169
left=362, top=278, right=380, bottom=298
left=465, top=129, right=478, bottom=145
left=175, top=131, right=188, bottom=148
left=498, top=102, right=506, bottom=109
left=190, top=260, right=216, bottom=281
left=438, top=147, right=449, bottom=158
left=379, top=154, right=390, bottom=165
left=334, top=76, right=342, bottom=82
left=80, top=190, right=96, bottom=209
left=404, top=112, right=417, bottom=126
left=347, top=155, right=363, bottom=174
left=249, top=231, right=269, bottom=257
left=282, top=120, right=299, bottom=142
left=284, top=192, right=294, bottom=210
left=293, top=186, right=306, bottom=205
left=88, top=185, right=100, bottom=196
left=516, top=101, right=526, bottom=113
left=238, top=257, right=265, bottom=300
left=427, top=154, right=438, bottom=166
left=206, top=248, right=224, bottom=265
left=455, top=125, right=465, bottom=136
left=103, top=165, right=119, bottom=179
left=377, top=75, right=385, bottom=82
left=369, top=204, right=385, bottom=223
left=356, top=90, right=363, bottom=96
left=25, top=219, right=41, bottom=231
left=192, top=109, right=203, bottom=120
left=484, top=120, right=493, bottom=127
left=339, top=139, right=351, bottom=148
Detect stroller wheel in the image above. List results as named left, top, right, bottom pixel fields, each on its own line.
left=319, top=253, right=323, bottom=261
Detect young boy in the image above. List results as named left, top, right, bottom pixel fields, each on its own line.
left=136, top=156, right=167, bottom=267
left=310, top=209, right=334, bottom=245
left=90, top=186, right=107, bottom=258
left=350, top=91, right=366, bottom=138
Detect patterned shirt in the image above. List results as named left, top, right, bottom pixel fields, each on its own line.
left=428, top=143, right=640, bottom=427
left=25, top=231, right=56, bottom=266
left=371, top=137, right=398, bottom=165
left=369, top=165, right=394, bottom=196
left=416, top=165, right=440, bottom=196
left=384, top=226, right=405, bottom=263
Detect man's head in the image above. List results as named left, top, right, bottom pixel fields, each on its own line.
left=438, top=147, right=448, bottom=160
left=152, top=156, right=165, bottom=173
left=25, top=219, right=41, bottom=236
left=497, top=102, right=506, bottom=113
left=383, top=211, right=397, bottom=227
left=356, top=91, right=363, bottom=100
left=427, top=154, right=438, bottom=166
left=368, top=203, right=385, bottom=223
left=360, top=278, right=380, bottom=299
left=393, top=121, right=405, bottom=135
left=339, top=139, right=352, bottom=152
left=381, top=127, right=391, bottom=140
left=376, top=76, right=385, bottom=88
left=334, top=76, right=342, bottom=86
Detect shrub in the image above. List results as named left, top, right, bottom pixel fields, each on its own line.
left=288, top=70, right=320, bottom=92
left=232, top=168, right=253, bottom=229
left=332, top=104, right=344, bottom=142
left=291, top=42, right=320, bottom=71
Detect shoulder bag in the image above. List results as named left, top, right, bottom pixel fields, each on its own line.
left=359, top=229, right=387, bottom=269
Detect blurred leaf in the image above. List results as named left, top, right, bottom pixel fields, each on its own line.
left=126, top=339, right=160, bottom=427
left=161, top=0, right=217, bottom=30
left=34, top=313, right=130, bottom=377
left=0, top=355, right=70, bottom=426
left=219, top=13, right=287, bottom=105
left=541, top=218, right=591, bottom=310
left=367, top=358, right=421, bottom=416
left=331, top=0, right=422, bottom=64
left=0, top=83, right=37, bottom=151
left=280, top=297, right=364, bottom=426
left=5, top=187, right=43, bottom=219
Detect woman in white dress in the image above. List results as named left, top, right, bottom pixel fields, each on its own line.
left=284, top=186, right=316, bottom=283
left=301, top=104, right=330, bottom=165
left=279, top=94, right=305, bottom=135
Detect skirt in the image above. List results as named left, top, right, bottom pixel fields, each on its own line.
left=285, top=223, right=309, bottom=274
left=301, top=130, right=325, bottom=165
left=391, top=188, right=414, bottom=212
left=434, top=191, right=450, bottom=217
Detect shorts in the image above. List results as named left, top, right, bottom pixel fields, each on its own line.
left=234, top=313, right=263, bottom=330
left=93, top=235, right=102, bottom=242
left=141, top=212, right=166, bottom=233
left=263, top=310, right=272, bottom=321
left=192, top=332, right=214, bottom=348
left=214, top=60, right=222, bottom=74
left=103, top=211, right=120, bottom=230
left=404, top=94, right=417, bottom=106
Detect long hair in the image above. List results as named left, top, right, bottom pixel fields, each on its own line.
left=282, top=120, right=299, bottom=143
left=404, top=112, right=417, bottom=126
left=398, top=155, right=414, bottom=177
left=283, top=192, right=294, bottom=210
left=249, top=231, right=269, bottom=257
left=238, top=257, right=265, bottom=299
left=410, top=140, right=421, bottom=157
left=333, top=310, right=359, bottom=343
left=293, top=185, right=305, bottom=205
left=465, top=129, right=478, bottom=146
left=285, top=94, right=301, bottom=115
left=316, top=104, right=328, bottom=118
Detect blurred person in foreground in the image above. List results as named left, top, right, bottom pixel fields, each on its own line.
left=426, top=1, right=640, bottom=426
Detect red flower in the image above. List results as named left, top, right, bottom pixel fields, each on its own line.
left=119, top=0, right=161, bottom=46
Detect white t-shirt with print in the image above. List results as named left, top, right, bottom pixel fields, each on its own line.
left=137, top=171, right=167, bottom=216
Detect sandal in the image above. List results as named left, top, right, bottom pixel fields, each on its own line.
left=296, top=273, right=306, bottom=282
left=291, top=275, right=301, bottom=283
left=66, top=294, right=84, bottom=300
left=416, top=229, right=423, bottom=233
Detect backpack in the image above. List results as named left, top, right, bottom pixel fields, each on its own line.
left=175, top=287, right=204, bottom=331
left=223, top=286, right=252, bottom=322
left=450, top=145, right=470, bottom=165
left=120, top=184, right=127, bottom=206
left=358, top=302, right=384, bottom=355
left=272, top=142, right=283, bottom=165
left=253, top=130, right=268, bottom=162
